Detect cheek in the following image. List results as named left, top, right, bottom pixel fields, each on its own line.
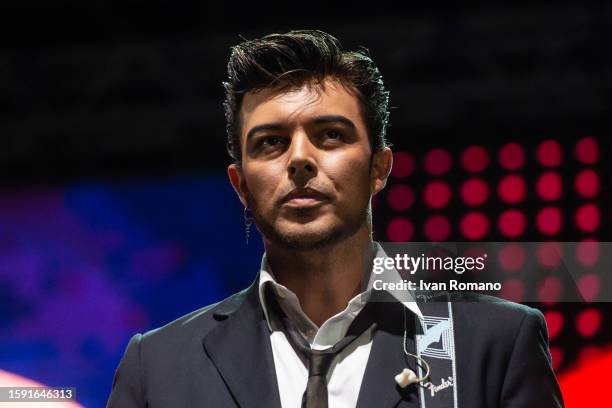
left=322, top=153, right=372, bottom=195
left=244, top=165, right=283, bottom=205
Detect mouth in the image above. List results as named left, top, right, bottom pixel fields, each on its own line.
left=281, top=188, right=330, bottom=209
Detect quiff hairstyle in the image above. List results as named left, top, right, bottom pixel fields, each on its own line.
left=222, top=29, right=391, bottom=166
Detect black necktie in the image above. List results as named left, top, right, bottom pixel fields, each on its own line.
left=264, top=285, right=378, bottom=408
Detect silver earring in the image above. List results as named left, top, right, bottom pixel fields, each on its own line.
left=244, top=207, right=254, bottom=244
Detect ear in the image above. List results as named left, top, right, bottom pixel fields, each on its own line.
left=228, top=164, right=250, bottom=208
left=370, top=147, right=393, bottom=196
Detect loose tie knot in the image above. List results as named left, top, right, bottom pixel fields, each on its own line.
left=308, top=350, right=335, bottom=377
left=264, top=285, right=378, bottom=408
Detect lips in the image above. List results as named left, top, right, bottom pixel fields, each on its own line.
left=281, top=187, right=330, bottom=208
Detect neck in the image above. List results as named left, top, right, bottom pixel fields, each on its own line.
left=264, top=225, right=375, bottom=327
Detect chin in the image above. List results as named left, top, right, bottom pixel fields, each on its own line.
left=269, top=222, right=346, bottom=251
left=255, top=207, right=368, bottom=250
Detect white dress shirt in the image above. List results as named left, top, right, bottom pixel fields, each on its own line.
left=257, top=242, right=422, bottom=408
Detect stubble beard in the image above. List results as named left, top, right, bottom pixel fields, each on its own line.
left=252, top=198, right=372, bottom=251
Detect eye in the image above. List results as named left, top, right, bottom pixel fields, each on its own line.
left=324, top=129, right=344, bottom=140
left=261, top=136, right=282, bottom=147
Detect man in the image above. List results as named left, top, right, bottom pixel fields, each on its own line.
left=107, top=30, right=564, bottom=407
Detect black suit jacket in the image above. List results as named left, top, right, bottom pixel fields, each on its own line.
left=107, top=276, right=564, bottom=407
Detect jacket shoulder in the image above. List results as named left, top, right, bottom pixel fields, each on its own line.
left=449, top=292, right=545, bottom=339
left=139, top=285, right=252, bottom=347
left=453, top=292, right=543, bottom=315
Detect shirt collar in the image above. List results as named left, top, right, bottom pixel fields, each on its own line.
left=257, top=241, right=422, bottom=333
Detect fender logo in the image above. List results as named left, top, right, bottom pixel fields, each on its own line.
left=423, top=376, right=454, bottom=397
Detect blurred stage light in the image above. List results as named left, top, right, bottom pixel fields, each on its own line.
left=460, top=211, right=489, bottom=240
left=498, top=209, right=526, bottom=238
left=386, top=217, right=414, bottom=242
left=575, top=203, right=600, bottom=233
left=550, top=346, right=564, bottom=370
left=498, top=243, right=526, bottom=272
left=461, top=145, right=489, bottom=173
left=424, top=148, right=452, bottom=176
left=574, top=136, right=599, bottom=164
left=391, top=151, right=415, bottom=178
left=536, top=171, right=563, bottom=201
left=575, top=239, right=599, bottom=267
left=387, top=184, right=414, bottom=211
left=424, top=180, right=451, bottom=209
left=538, top=275, right=562, bottom=304
left=536, top=206, right=562, bottom=236
left=577, top=274, right=600, bottom=302
left=537, top=241, right=562, bottom=268
left=460, top=178, right=489, bottom=207
left=575, top=309, right=602, bottom=338
left=498, top=174, right=526, bottom=204
left=544, top=310, right=564, bottom=340
left=575, top=169, right=599, bottom=198
left=536, top=139, right=563, bottom=167
left=500, top=279, right=524, bottom=302
left=499, top=142, right=526, bottom=170
left=0, top=370, right=83, bottom=407
left=424, top=214, right=451, bottom=241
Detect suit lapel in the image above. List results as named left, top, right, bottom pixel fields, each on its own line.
left=356, top=298, right=421, bottom=408
left=202, top=278, right=282, bottom=408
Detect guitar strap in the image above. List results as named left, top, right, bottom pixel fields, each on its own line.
left=415, top=295, right=458, bottom=408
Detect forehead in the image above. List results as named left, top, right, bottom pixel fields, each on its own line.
left=239, top=78, right=366, bottom=138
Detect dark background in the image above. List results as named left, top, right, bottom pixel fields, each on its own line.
left=2, top=1, right=610, bottom=183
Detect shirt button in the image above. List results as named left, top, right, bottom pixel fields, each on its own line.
left=307, top=329, right=316, bottom=337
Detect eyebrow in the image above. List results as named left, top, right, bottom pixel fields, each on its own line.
left=312, top=115, right=357, bottom=130
left=245, top=115, right=357, bottom=142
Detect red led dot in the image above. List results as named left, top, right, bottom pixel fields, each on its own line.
left=576, top=239, right=599, bottom=267
left=498, top=175, right=526, bottom=204
left=574, top=136, right=599, bottom=164
left=461, top=145, right=489, bottom=173
left=536, top=207, right=562, bottom=236
left=538, top=275, right=563, bottom=304
left=549, top=346, right=564, bottom=371
left=575, top=169, right=600, bottom=198
left=576, top=309, right=602, bottom=338
left=392, top=152, right=415, bottom=178
left=500, top=279, right=525, bottom=302
left=387, top=184, right=415, bottom=211
left=460, top=212, right=490, bottom=240
left=499, top=143, right=525, bottom=170
left=536, top=139, right=563, bottom=167
left=575, top=203, right=600, bottom=233
left=460, top=178, right=489, bottom=207
left=536, top=172, right=563, bottom=201
left=578, top=274, right=601, bottom=302
left=537, top=242, right=562, bottom=268
left=544, top=310, right=564, bottom=340
left=498, top=210, right=526, bottom=238
left=424, top=215, right=451, bottom=241
left=424, top=148, right=452, bottom=176
left=387, top=218, right=414, bottom=242
left=498, top=244, right=526, bottom=272
left=424, top=181, right=451, bottom=209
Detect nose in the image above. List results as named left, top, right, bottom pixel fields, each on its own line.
left=287, top=131, right=317, bottom=181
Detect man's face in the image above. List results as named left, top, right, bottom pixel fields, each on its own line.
left=228, top=78, right=391, bottom=250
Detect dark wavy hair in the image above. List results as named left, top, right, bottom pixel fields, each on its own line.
left=222, top=29, right=391, bottom=166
